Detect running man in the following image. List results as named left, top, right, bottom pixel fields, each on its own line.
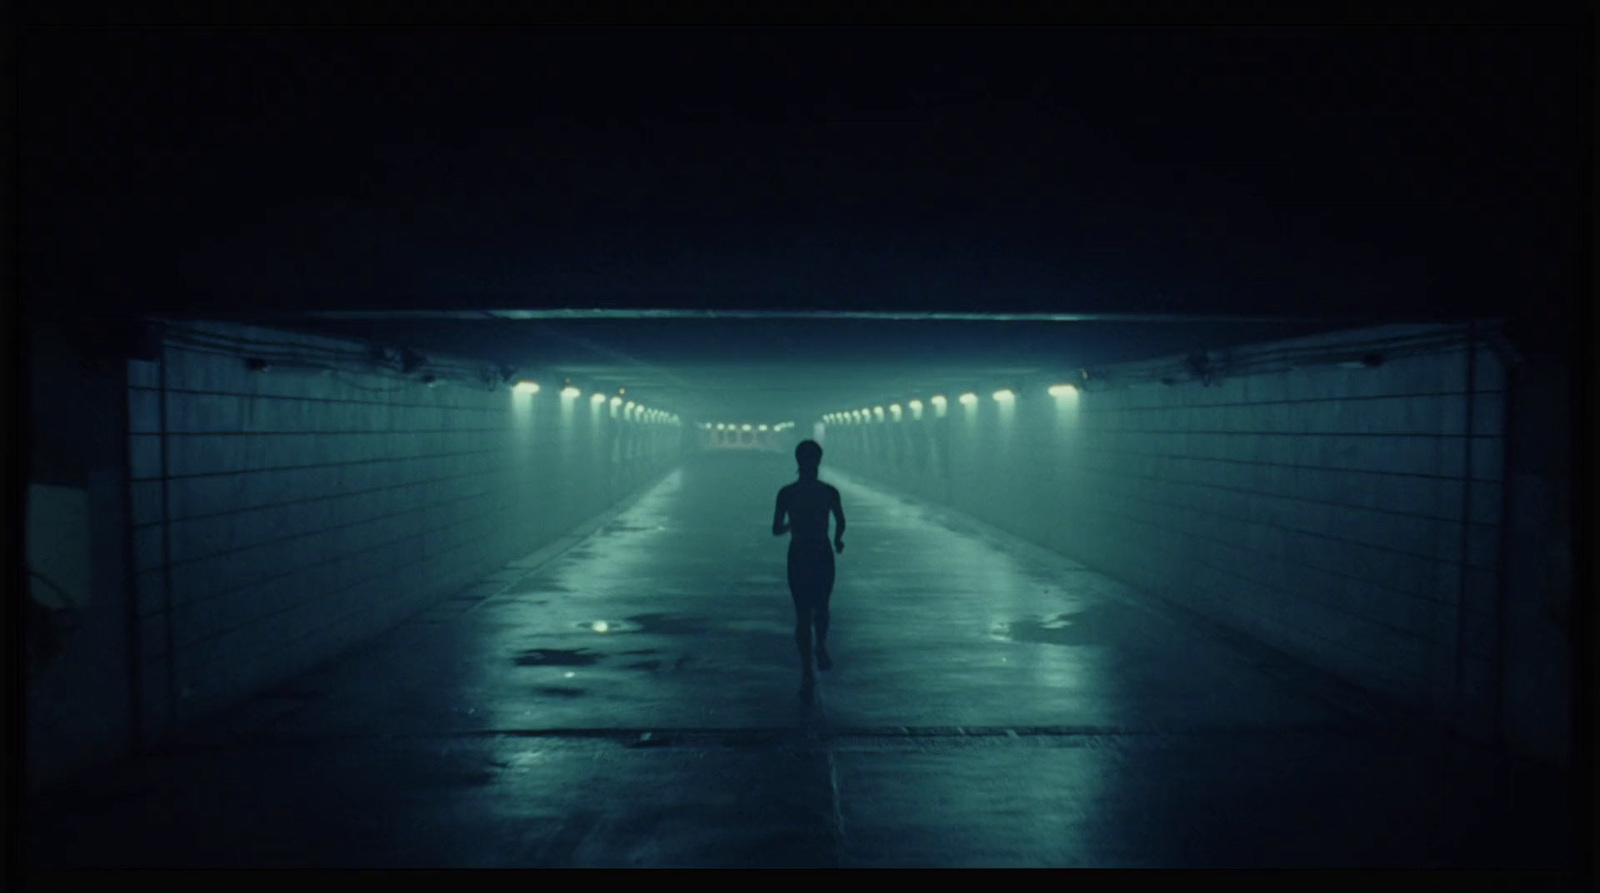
left=772, top=440, right=846, bottom=698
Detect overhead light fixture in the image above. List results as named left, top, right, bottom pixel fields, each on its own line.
left=908, top=399, right=923, bottom=411
left=1048, top=384, right=1077, bottom=397
left=930, top=395, right=948, bottom=407
left=591, top=393, right=606, bottom=405
left=993, top=389, right=1015, bottom=402
left=959, top=393, right=978, bottom=405
left=561, top=385, right=581, bottom=399
left=610, top=396, right=623, bottom=407
left=742, top=424, right=753, bottom=431
left=758, top=424, right=768, bottom=431
left=513, top=381, right=540, bottom=394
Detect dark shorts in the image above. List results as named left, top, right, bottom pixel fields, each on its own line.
left=787, top=539, right=836, bottom=609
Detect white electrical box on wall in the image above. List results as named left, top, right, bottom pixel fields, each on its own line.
left=26, top=483, right=91, bottom=610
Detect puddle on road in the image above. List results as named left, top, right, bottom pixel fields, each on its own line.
left=501, top=581, right=573, bottom=594
left=622, top=656, right=694, bottom=673
left=990, top=604, right=1141, bottom=647
left=722, top=619, right=791, bottom=634
left=513, top=648, right=604, bottom=667
left=626, top=613, right=708, bottom=635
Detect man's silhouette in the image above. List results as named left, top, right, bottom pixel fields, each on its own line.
left=773, top=440, right=845, bottom=697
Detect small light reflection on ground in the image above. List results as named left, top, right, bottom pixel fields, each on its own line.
left=575, top=620, right=640, bottom=634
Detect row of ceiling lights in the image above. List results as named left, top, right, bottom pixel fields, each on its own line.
left=699, top=422, right=798, bottom=432
left=822, top=383, right=1079, bottom=424
left=511, top=380, right=680, bottom=423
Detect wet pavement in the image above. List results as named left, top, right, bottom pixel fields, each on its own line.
left=26, top=452, right=1573, bottom=869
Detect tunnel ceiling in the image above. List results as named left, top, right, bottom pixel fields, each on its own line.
left=21, top=26, right=1580, bottom=329
left=278, top=315, right=1342, bottom=422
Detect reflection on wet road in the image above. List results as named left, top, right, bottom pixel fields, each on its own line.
left=27, top=452, right=1568, bottom=868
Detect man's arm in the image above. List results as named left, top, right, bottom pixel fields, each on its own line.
left=772, top=490, right=789, bottom=536
left=831, top=489, right=846, bottom=552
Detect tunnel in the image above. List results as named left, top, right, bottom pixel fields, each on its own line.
left=17, top=24, right=1585, bottom=873
left=20, top=309, right=1579, bottom=869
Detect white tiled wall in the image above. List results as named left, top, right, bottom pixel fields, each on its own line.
left=829, top=325, right=1507, bottom=736
left=126, top=322, right=682, bottom=727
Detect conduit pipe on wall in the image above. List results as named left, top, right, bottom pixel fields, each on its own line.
left=120, top=358, right=146, bottom=754
left=158, top=339, right=180, bottom=733
left=1453, top=320, right=1477, bottom=728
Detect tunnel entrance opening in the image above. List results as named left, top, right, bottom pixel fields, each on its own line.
left=27, top=306, right=1572, bottom=870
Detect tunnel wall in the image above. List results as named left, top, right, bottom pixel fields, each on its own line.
left=824, top=323, right=1566, bottom=761
left=28, top=319, right=682, bottom=789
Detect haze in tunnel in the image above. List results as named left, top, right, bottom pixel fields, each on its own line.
left=26, top=445, right=1569, bottom=868
left=22, top=311, right=1577, bottom=869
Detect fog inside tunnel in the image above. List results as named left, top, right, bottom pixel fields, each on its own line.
left=21, top=311, right=1578, bottom=869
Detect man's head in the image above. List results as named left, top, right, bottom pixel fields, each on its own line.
left=795, top=440, right=823, bottom=476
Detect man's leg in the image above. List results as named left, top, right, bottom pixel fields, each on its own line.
left=814, top=557, right=835, bottom=671
left=813, top=597, right=832, bottom=671
left=794, top=604, right=815, bottom=675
